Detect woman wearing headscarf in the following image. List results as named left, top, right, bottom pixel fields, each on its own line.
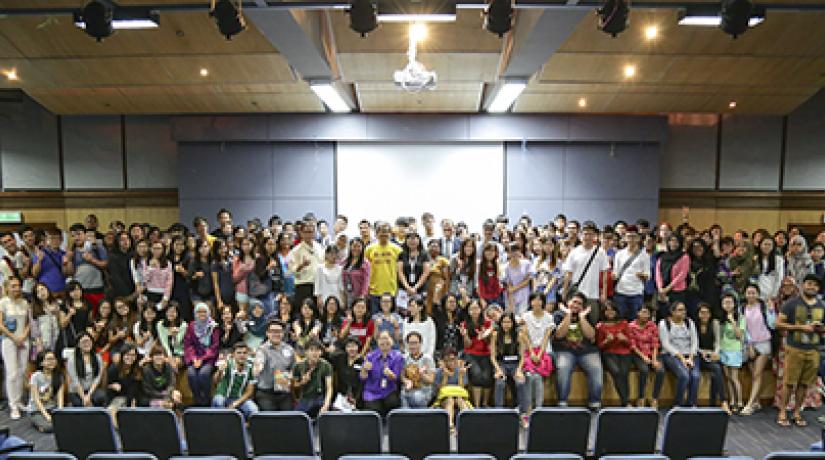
left=786, top=235, right=814, bottom=287
left=183, top=302, right=220, bottom=406
left=686, top=240, right=720, bottom=320
left=729, top=241, right=757, bottom=297
left=655, top=235, right=690, bottom=320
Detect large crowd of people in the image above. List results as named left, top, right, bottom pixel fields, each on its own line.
left=0, top=208, right=824, bottom=434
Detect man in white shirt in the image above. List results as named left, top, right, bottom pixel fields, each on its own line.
left=611, top=225, right=650, bottom=320
left=561, top=223, right=609, bottom=322
left=288, top=220, right=325, bottom=308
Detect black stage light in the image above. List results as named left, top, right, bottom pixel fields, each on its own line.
left=349, top=0, right=378, bottom=37
left=79, top=0, right=114, bottom=42
left=210, top=0, right=246, bottom=40
left=721, top=0, right=754, bottom=38
left=485, top=0, right=514, bottom=37
left=597, top=0, right=629, bottom=37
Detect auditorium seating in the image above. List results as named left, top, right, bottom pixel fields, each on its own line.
left=45, top=407, right=742, bottom=460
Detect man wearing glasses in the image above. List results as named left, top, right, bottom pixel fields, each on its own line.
left=253, top=320, right=296, bottom=411
left=289, top=220, right=325, bottom=308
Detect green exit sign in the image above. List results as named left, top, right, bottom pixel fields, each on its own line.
left=0, top=212, right=22, bottom=224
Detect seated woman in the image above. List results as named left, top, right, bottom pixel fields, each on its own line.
left=106, top=344, right=141, bottom=415
left=627, top=304, right=665, bottom=408
left=360, top=330, right=404, bottom=417
left=696, top=302, right=730, bottom=414
left=552, top=292, right=603, bottom=410
left=659, top=301, right=701, bottom=407
left=401, top=331, right=436, bottom=408
left=183, top=302, right=220, bottom=406
left=293, top=339, right=334, bottom=417
left=491, top=312, right=527, bottom=424
left=332, top=337, right=364, bottom=410
left=597, top=301, right=633, bottom=407
left=66, top=332, right=106, bottom=407
left=28, top=350, right=64, bottom=433
left=140, top=345, right=182, bottom=408
left=432, top=347, right=472, bottom=434
left=156, top=302, right=187, bottom=370
left=217, top=304, right=244, bottom=358
left=212, top=342, right=259, bottom=419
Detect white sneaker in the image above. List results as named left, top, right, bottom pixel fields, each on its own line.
left=10, top=408, right=20, bottom=420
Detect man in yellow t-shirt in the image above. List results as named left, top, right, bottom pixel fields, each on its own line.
left=364, top=221, right=402, bottom=314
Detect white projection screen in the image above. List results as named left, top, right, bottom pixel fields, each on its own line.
left=336, top=143, right=504, bottom=232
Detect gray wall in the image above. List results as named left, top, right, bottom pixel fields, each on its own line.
left=506, top=142, right=660, bottom=226
left=177, top=142, right=335, bottom=227
left=0, top=92, right=61, bottom=189
left=784, top=89, right=825, bottom=190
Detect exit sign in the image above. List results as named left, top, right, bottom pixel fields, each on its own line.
left=0, top=212, right=22, bottom=224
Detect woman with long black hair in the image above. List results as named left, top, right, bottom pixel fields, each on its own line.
left=167, top=236, right=192, bottom=320
left=28, top=350, right=64, bottom=432
left=342, top=238, right=370, bottom=308
left=686, top=240, right=720, bottom=319
left=461, top=299, right=494, bottom=407
left=66, top=332, right=106, bottom=407
left=656, top=235, right=689, bottom=320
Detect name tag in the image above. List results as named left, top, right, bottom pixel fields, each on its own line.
left=503, top=355, right=518, bottom=362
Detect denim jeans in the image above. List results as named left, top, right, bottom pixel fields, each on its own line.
left=555, top=350, right=603, bottom=408
left=187, top=363, right=215, bottom=406
left=401, top=387, right=433, bottom=408
left=296, top=396, right=326, bottom=418
left=494, top=361, right=528, bottom=414
left=212, top=395, right=259, bottom=419
left=630, top=355, right=665, bottom=400
left=613, top=293, right=644, bottom=320
left=698, top=358, right=727, bottom=405
left=661, top=354, right=701, bottom=406
left=525, top=372, right=545, bottom=411
left=602, top=353, right=631, bottom=406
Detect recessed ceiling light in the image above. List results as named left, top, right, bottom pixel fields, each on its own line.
left=644, top=25, right=658, bottom=40
left=729, top=100, right=737, bottom=108
left=623, top=64, right=636, bottom=78
left=578, top=97, right=587, bottom=108
left=200, top=68, right=209, bottom=77
left=2, top=68, right=18, bottom=81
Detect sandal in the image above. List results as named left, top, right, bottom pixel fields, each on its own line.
left=740, top=404, right=755, bottom=416
left=793, top=414, right=808, bottom=427
left=777, top=412, right=791, bottom=427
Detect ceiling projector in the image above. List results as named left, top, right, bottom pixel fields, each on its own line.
left=393, top=59, right=437, bottom=92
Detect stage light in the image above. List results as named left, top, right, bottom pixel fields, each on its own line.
left=578, top=97, right=587, bottom=108
left=310, top=81, right=352, bottom=113
left=623, top=64, right=636, bottom=78
left=210, top=0, right=246, bottom=40
left=2, top=69, right=18, bottom=81
left=644, top=25, right=658, bottom=40
left=484, top=0, right=514, bottom=37
left=721, top=0, right=754, bottom=38
left=76, top=0, right=113, bottom=42
left=486, top=79, right=527, bottom=113
left=349, top=0, right=378, bottom=37
left=597, top=0, right=629, bottom=37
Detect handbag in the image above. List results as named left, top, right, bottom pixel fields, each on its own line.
left=567, top=244, right=600, bottom=301
left=522, top=346, right=554, bottom=377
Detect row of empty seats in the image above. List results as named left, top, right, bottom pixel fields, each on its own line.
left=47, top=407, right=731, bottom=460
left=9, top=452, right=825, bottom=460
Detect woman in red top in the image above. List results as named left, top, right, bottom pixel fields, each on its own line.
left=627, top=304, right=665, bottom=408
left=342, top=297, right=374, bottom=357
left=477, top=243, right=504, bottom=306
left=461, top=299, right=494, bottom=407
left=596, top=301, right=632, bottom=407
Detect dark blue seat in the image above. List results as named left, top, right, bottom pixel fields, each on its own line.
left=183, top=409, right=250, bottom=460
left=599, top=456, right=668, bottom=460
left=764, top=454, right=825, bottom=459
left=512, top=454, right=584, bottom=460
left=88, top=454, right=158, bottom=460
left=593, top=408, right=659, bottom=458
left=317, top=411, right=382, bottom=460
left=9, top=454, right=77, bottom=460
left=660, top=408, right=729, bottom=460
left=388, top=409, right=451, bottom=460
left=118, top=408, right=185, bottom=460
left=425, top=456, right=496, bottom=460
left=53, top=408, right=120, bottom=460
left=248, top=412, right=314, bottom=457
left=339, top=456, right=410, bottom=460
left=457, top=409, right=519, bottom=460
left=526, top=408, right=591, bottom=457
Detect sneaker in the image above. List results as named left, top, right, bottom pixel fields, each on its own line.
left=521, top=415, right=530, bottom=429
left=10, top=408, right=20, bottom=420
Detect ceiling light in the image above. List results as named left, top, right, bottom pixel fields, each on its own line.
left=484, top=0, right=514, bottom=37
left=377, top=14, right=456, bottom=22
left=578, top=97, right=587, bottom=108
left=678, top=6, right=764, bottom=29
left=729, top=101, right=737, bottom=108
left=486, top=79, right=527, bottom=113
left=310, top=82, right=352, bottom=113
left=2, top=69, right=18, bottom=81
left=597, top=0, right=629, bottom=37
left=349, top=0, right=377, bottom=37
left=410, top=22, right=427, bottom=43
left=199, top=68, right=209, bottom=77
left=377, top=2, right=456, bottom=23
left=721, top=0, right=755, bottom=38
left=623, top=64, right=636, bottom=78
left=644, top=25, right=658, bottom=40
left=75, top=0, right=113, bottom=41
left=210, top=0, right=246, bottom=40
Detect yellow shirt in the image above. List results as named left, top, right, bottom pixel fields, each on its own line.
left=365, top=241, right=403, bottom=296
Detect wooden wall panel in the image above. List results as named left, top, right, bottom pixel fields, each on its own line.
left=659, top=207, right=824, bottom=233
left=12, top=206, right=179, bottom=231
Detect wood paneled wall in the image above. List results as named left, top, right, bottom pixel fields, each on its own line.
left=658, top=208, right=824, bottom=233
left=18, top=207, right=180, bottom=230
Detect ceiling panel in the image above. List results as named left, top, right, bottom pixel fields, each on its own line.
left=338, top=52, right=500, bottom=83
left=357, top=83, right=483, bottom=112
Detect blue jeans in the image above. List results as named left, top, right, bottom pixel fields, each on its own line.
left=662, top=354, right=701, bottom=406
left=698, top=358, right=727, bottom=405
left=401, top=387, right=433, bottom=408
left=555, top=350, right=603, bottom=408
left=212, top=395, right=259, bottom=419
left=296, top=396, right=326, bottom=418
left=187, top=363, right=215, bottom=406
left=494, top=361, right=528, bottom=414
left=613, top=293, right=644, bottom=320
